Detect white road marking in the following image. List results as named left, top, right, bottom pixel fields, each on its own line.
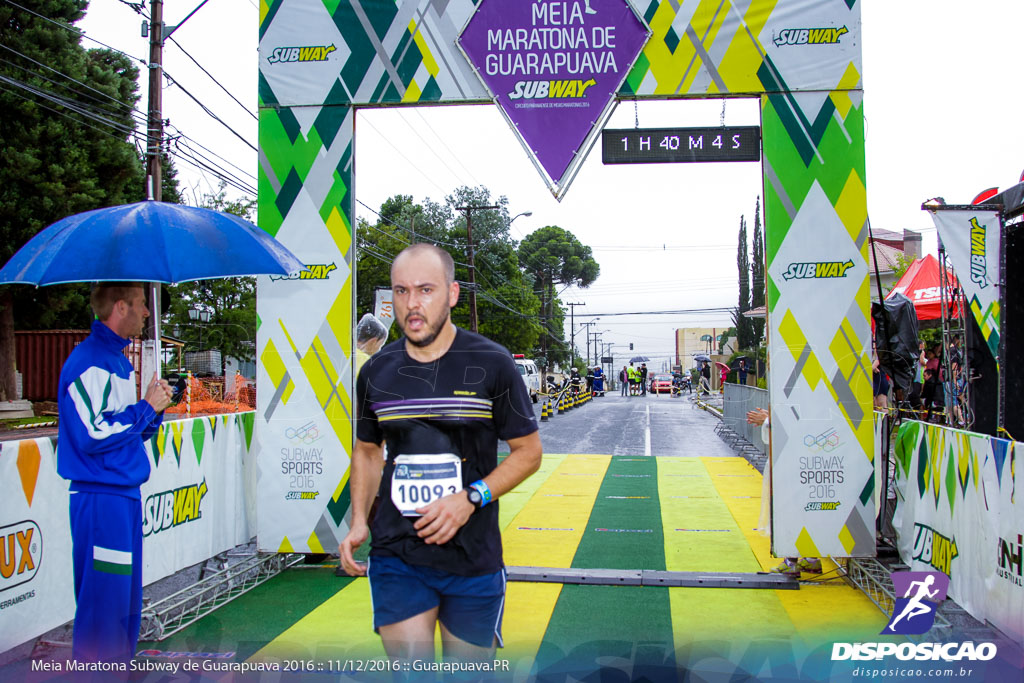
left=645, top=404, right=651, bottom=457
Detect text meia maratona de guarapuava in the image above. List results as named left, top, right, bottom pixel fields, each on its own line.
left=482, top=2, right=622, bottom=77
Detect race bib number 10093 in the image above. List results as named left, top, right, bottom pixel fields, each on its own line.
left=391, top=453, right=462, bottom=516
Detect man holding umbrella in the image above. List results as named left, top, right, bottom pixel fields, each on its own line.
left=57, top=282, right=174, bottom=663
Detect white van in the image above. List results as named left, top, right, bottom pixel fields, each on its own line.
left=513, top=355, right=540, bottom=403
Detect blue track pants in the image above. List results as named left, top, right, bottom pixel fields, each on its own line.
left=69, top=491, right=143, bottom=663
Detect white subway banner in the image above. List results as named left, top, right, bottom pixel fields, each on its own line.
left=929, top=208, right=1002, bottom=360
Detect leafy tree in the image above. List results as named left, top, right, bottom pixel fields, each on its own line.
left=0, top=1, right=148, bottom=399
left=885, top=252, right=913, bottom=295
left=518, top=226, right=600, bottom=376
left=355, top=188, right=543, bottom=353
left=164, top=184, right=257, bottom=370
left=750, top=196, right=765, bottom=345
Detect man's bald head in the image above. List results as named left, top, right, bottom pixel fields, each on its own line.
left=391, top=243, right=455, bottom=286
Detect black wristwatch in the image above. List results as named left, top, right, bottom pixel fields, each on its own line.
left=466, top=487, right=484, bottom=509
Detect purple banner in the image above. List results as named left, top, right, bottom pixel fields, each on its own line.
left=459, top=0, right=649, bottom=194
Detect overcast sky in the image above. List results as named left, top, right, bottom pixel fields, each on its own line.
left=77, top=1, right=1024, bottom=370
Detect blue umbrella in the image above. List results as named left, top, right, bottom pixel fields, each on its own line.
left=0, top=201, right=305, bottom=384
left=0, top=201, right=303, bottom=285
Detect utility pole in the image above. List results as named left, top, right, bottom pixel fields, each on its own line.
left=456, top=204, right=498, bottom=333
left=565, top=302, right=585, bottom=368
left=146, top=0, right=164, bottom=201
left=143, top=0, right=210, bottom=388
left=581, top=321, right=597, bottom=365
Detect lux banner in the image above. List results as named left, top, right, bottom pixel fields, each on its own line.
left=0, top=415, right=255, bottom=652
left=928, top=208, right=1003, bottom=362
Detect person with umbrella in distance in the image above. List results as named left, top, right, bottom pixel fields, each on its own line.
left=57, top=283, right=174, bottom=664
left=700, top=361, right=712, bottom=395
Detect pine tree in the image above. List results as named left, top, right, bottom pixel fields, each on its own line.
left=0, top=1, right=147, bottom=399
left=734, top=215, right=754, bottom=349
left=750, top=196, right=766, bottom=345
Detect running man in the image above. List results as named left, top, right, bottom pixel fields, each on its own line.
left=339, top=243, right=542, bottom=664
left=887, top=575, right=941, bottom=631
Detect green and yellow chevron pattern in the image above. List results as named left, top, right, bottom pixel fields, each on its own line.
left=256, top=0, right=868, bottom=557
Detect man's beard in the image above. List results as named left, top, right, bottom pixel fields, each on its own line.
left=404, top=309, right=450, bottom=348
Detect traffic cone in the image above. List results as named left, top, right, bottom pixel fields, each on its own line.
left=540, top=401, right=549, bottom=421
left=557, top=397, right=565, bottom=414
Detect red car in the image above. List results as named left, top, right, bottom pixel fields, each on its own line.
left=650, top=374, right=673, bottom=394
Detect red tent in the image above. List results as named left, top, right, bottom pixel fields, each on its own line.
left=886, top=254, right=958, bottom=320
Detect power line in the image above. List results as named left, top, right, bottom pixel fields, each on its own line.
left=358, top=115, right=448, bottom=195
left=162, top=70, right=257, bottom=152
left=0, top=43, right=143, bottom=116
left=0, top=56, right=146, bottom=126
left=0, top=82, right=142, bottom=143
left=166, top=123, right=256, bottom=181
left=0, top=73, right=136, bottom=134
left=172, top=136, right=256, bottom=189
left=166, top=34, right=257, bottom=121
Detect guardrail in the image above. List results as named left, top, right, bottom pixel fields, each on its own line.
left=722, top=384, right=769, bottom=454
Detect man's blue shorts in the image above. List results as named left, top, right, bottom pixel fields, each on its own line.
left=367, top=555, right=505, bottom=648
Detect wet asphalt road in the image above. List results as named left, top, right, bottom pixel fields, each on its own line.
left=521, top=389, right=736, bottom=458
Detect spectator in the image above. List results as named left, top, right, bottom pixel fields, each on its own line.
left=907, top=341, right=926, bottom=410
left=639, top=363, right=648, bottom=396
left=619, top=366, right=628, bottom=397
left=872, top=355, right=889, bottom=411
left=699, top=362, right=711, bottom=395
left=737, top=359, right=748, bottom=385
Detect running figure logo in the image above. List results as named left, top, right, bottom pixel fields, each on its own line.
left=883, top=571, right=950, bottom=635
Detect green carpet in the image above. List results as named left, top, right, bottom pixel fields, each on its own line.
left=140, top=566, right=351, bottom=660
left=535, top=456, right=676, bottom=677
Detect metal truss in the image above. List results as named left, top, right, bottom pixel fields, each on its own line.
left=846, top=557, right=952, bottom=642
left=506, top=566, right=796, bottom=590
left=139, top=552, right=303, bottom=641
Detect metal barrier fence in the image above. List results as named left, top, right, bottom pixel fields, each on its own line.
left=722, top=384, right=769, bottom=454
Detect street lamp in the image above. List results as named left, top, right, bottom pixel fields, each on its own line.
left=188, top=307, right=211, bottom=350
left=700, top=334, right=712, bottom=355
left=509, top=211, right=532, bottom=226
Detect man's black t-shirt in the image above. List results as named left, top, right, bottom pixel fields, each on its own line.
left=356, top=327, right=538, bottom=576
